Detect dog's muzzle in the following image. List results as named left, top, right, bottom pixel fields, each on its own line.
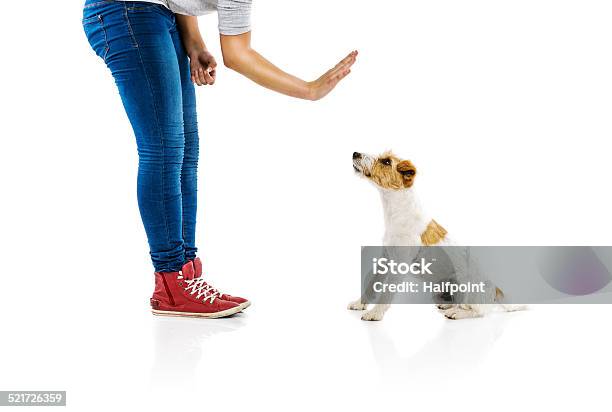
left=353, top=151, right=368, bottom=175
left=353, top=152, right=362, bottom=173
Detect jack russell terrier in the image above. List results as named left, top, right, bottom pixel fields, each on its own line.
left=349, top=151, right=524, bottom=321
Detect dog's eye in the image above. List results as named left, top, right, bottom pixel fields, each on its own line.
left=380, top=158, right=391, bottom=166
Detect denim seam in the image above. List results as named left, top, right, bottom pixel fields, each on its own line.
left=98, top=15, right=110, bottom=63
left=84, top=0, right=114, bottom=9
left=126, top=4, right=159, bottom=11
left=173, top=26, right=187, bottom=268
left=123, top=3, right=175, bottom=270
left=123, top=6, right=139, bottom=49
left=82, top=16, right=99, bottom=25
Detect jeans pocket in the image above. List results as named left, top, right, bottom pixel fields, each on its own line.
left=83, top=14, right=109, bottom=62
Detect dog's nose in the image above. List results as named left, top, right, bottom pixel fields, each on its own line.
left=353, top=152, right=361, bottom=160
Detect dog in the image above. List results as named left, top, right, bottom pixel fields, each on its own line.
left=349, top=151, right=524, bottom=321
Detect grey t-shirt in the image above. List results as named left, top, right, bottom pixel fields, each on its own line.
left=118, top=0, right=252, bottom=35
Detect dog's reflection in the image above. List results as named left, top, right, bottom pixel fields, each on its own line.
left=150, top=314, right=246, bottom=391
left=365, top=312, right=510, bottom=384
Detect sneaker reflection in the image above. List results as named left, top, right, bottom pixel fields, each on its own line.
left=150, top=314, right=246, bottom=391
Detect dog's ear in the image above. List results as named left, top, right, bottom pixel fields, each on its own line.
left=396, top=160, right=417, bottom=187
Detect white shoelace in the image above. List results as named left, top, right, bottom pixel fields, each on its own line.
left=181, top=276, right=221, bottom=303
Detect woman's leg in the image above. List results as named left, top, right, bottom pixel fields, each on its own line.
left=171, top=27, right=199, bottom=263
left=83, top=3, right=186, bottom=272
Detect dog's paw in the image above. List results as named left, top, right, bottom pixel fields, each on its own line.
left=361, top=310, right=384, bottom=321
left=442, top=306, right=483, bottom=320
left=347, top=300, right=368, bottom=311
left=502, top=304, right=528, bottom=312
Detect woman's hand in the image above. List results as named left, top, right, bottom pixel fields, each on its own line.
left=220, top=32, right=358, bottom=100
left=307, top=51, right=358, bottom=101
left=189, top=49, right=217, bottom=86
left=175, top=15, right=215, bottom=86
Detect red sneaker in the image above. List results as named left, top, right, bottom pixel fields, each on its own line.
left=150, top=261, right=241, bottom=318
left=192, top=257, right=251, bottom=310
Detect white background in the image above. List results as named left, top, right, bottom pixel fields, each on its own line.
left=1, top=0, right=611, bottom=410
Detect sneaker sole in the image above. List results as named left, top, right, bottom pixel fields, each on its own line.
left=238, top=301, right=251, bottom=311
left=151, top=305, right=242, bottom=319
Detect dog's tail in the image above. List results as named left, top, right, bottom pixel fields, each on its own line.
left=494, top=287, right=527, bottom=312
left=494, top=287, right=504, bottom=303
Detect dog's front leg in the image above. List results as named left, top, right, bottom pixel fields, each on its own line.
left=361, top=304, right=390, bottom=321
left=348, top=251, right=384, bottom=311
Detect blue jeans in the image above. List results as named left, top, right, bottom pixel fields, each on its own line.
left=83, top=0, right=199, bottom=272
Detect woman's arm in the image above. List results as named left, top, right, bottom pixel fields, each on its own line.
left=176, top=15, right=218, bottom=86
left=177, top=15, right=357, bottom=99
left=220, top=32, right=357, bottom=101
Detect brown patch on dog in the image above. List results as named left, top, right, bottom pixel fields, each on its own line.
left=368, top=152, right=418, bottom=190
left=420, top=220, right=447, bottom=245
left=396, top=160, right=417, bottom=188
